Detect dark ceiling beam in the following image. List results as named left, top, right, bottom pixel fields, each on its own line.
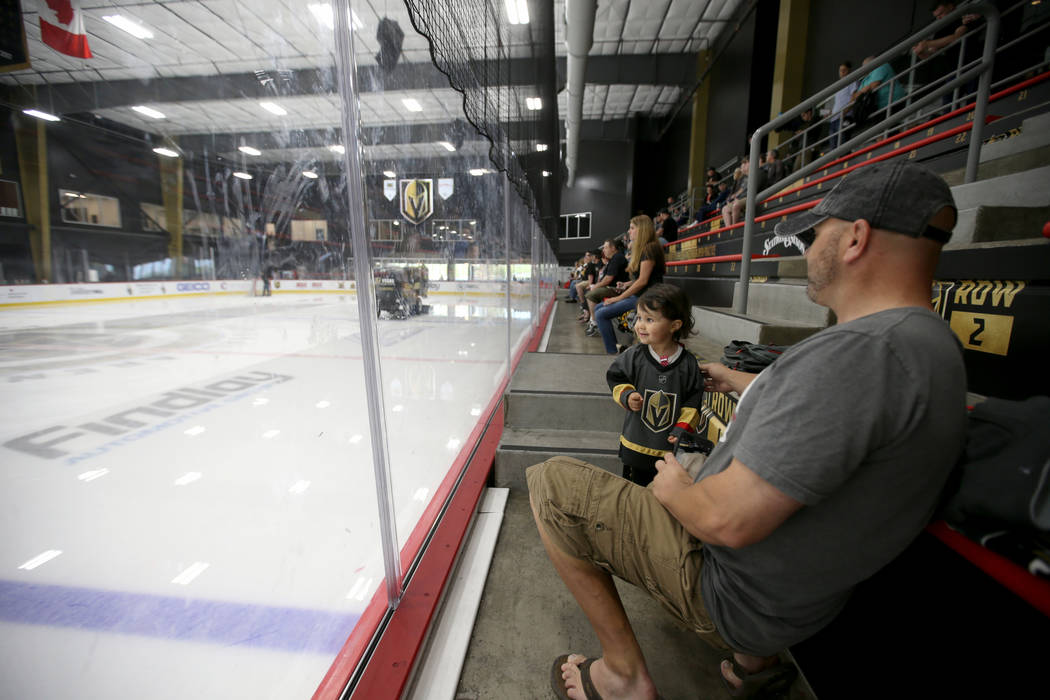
left=3, top=54, right=699, bottom=115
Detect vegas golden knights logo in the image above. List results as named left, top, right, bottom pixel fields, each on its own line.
left=642, top=389, right=676, bottom=433
left=400, top=178, right=434, bottom=225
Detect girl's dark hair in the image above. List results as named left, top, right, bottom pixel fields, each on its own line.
left=636, top=283, right=694, bottom=341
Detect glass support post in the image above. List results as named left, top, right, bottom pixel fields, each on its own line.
left=332, top=0, right=403, bottom=607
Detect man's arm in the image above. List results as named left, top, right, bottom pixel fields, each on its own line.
left=652, top=454, right=803, bottom=548
left=699, top=361, right=759, bottom=395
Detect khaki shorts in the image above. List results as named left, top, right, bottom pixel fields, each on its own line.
left=585, top=285, right=618, bottom=303
left=526, top=456, right=730, bottom=650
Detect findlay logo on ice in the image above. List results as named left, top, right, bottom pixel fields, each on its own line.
left=4, top=371, right=292, bottom=463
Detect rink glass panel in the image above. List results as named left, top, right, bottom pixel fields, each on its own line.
left=0, top=1, right=556, bottom=695
left=0, top=3, right=387, bottom=699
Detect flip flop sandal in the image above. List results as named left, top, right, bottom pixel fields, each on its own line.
left=719, top=654, right=798, bottom=699
left=550, top=655, right=604, bottom=700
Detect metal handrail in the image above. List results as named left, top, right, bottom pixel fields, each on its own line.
left=733, top=1, right=1001, bottom=313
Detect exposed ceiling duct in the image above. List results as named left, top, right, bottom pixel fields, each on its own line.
left=564, top=0, right=596, bottom=188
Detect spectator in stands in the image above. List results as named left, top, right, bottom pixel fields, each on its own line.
left=762, top=150, right=786, bottom=186
left=656, top=208, right=678, bottom=244
left=566, top=253, right=589, bottom=304
left=912, top=2, right=982, bottom=110
left=584, top=239, right=629, bottom=334
left=828, top=60, right=858, bottom=147
left=705, top=166, right=720, bottom=186
left=696, top=183, right=727, bottom=223
left=573, top=250, right=601, bottom=322
left=532, top=162, right=965, bottom=700
left=783, top=108, right=824, bottom=171
left=588, top=216, right=666, bottom=355
left=850, top=55, right=897, bottom=126
left=721, top=158, right=769, bottom=227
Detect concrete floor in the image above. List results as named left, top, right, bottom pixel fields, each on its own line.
left=455, top=288, right=816, bottom=699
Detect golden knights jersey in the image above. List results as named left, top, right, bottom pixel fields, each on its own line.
left=607, top=344, right=704, bottom=468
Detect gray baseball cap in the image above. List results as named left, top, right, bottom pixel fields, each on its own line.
left=774, top=161, right=957, bottom=244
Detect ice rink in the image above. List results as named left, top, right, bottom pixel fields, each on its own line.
left=0, top=286, right=535, bottom=698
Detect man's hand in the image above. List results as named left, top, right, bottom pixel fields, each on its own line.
left=700, top=361, right=758, bottom=395
left=652, top=453, right=693, bottom=505
left=911, top=39, right=928, bottom=56
left=627, top=392, right=643, bottom=411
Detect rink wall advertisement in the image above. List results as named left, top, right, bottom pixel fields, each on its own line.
left=0, top=279, right=529, bottom=307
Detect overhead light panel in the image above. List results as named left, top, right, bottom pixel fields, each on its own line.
left=233, top=172, right=253, bottom=180
left=469, top=168, right=490, bottom=176
left=535, top=143, right=548, bottom=152
left=153, top=147, right=179, bottom=158
left=542, top=170, right=552, bottom=177
left=328, top=144, right=346, bottom=154
left=132, top=105, right=165, bottom=119
left=401, top=98, right=423, bottom=112
left=308, top=4, right=363, bottom=30
left=238, top=146, right=262, bottom=156
left=438, top=141, right=456, bottom=152
left=505, top=0, right=529, bottom=25
left=383, top=170, right=396, bottom=178
left=103, top=15, right=154, bottom=40
left=302, top=170, right=319, bottom=179
left=526, top=97, right=542, bottom=110
left=259, top=101, right=287, bottom=116
left=22, top=108, right=60, bottom=122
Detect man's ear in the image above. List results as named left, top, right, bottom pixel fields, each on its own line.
left=842, top=218, right=872, bottom=263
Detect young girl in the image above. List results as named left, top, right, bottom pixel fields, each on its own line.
left=606, top=283, right=704, bottom=486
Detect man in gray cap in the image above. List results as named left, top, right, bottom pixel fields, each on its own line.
left=530, top=162, right=967, bottom=700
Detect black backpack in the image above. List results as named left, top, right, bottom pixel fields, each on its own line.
left=720, top=340, right=788, bottom=373
left=938, top=396, right=1050, bottom=577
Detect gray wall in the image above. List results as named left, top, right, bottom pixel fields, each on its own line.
left=558, top=139, right=634, bottom=263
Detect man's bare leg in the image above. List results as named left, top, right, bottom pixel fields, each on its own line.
left=530, top=494, right=657, bottom=700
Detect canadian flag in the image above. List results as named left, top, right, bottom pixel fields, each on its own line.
left=38, top=0, right=93, bottom=59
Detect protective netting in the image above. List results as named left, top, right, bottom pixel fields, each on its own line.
left=403, top=0, right=560, bottom=242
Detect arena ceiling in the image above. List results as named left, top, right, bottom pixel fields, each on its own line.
left=2, top=0, right=747, bottom=165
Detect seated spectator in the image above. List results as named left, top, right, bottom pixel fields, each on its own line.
left=705, top=166, right=720, bottom=186
left=721, top=158, right=769, bottom=227
left=533, top=162, right=965, bottom=700
left=912, top=2, right=982, bottom=110
left=584, top=239, right=629, bottom=334
left=589, top=215, right=666, bottom=355
left=782, top=108, right=824, bottom=171
left=762, top=150, right=786, bottom=186
left=566, top=252, right=590, bottom=304
left=655, top=208, right=678, bottom=244
left=696, top=184, right=727, bottom=222
left=828, top=60, right=858, bottom=148
left=572, top=250, right=601, bottom=320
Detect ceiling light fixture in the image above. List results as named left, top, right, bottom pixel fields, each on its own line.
left=505, top=0, right=530, bottom=25
left=132, top=105, right=165, bottom=119
left=238, top=146, right=262, bottom=156
left=102, top=15, right=154, bottom=39
left=302, top=170, right=319, bottom=179
left=535, top=143, right=548, bottom=151
left=328, top=144, right=346, bottom=154
left=437, top=141, right=457, bottom=152
left=542, top=170, right=552, bottom=177
left=259, top=101, right=287, bottom=116
left=526, top=97, right=542, bottom=110
left=233, top=172, right=253, bottom=180
left=469, top=168, right=489, bottom=176
left=383, top=170, right=396, bottom=178
left=153, top=147, right=179, bottom=158
left=401, top=97, right=423, bottom=112
left=22, top=108, right=60, bottom=122
left=308, top=4, right=363, bottom=30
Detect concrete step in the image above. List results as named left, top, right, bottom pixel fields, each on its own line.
left=950, top=164, right=1050, bottom=211
left=494, top=427, right=621, bottom=489
left=951, top=203, right=1050, bottom=246
left=980, top=112, right=1050, bottom=163
left=504, top=390, right=622, bottom=432
left=692, top=305, right=824, bottom=347
left=734, top=280, right=833, bottom=328
left=509, top=352, right=612, bottom=394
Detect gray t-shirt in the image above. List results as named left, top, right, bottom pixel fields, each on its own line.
left=697, top=307, right=967, bottom=656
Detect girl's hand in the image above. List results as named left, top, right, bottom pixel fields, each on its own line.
left=627, top=393, right=643, bottom=411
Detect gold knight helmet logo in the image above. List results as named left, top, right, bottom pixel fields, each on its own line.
left=642, top=389, right=676, bottom=433
left=400, top=178, right=434, bottom=225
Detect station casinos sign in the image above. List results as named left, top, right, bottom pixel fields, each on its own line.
left=399, top=178, right=434, bottom=225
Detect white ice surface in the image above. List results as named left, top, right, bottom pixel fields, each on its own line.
left=0, top=290, right=535, bottom=699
